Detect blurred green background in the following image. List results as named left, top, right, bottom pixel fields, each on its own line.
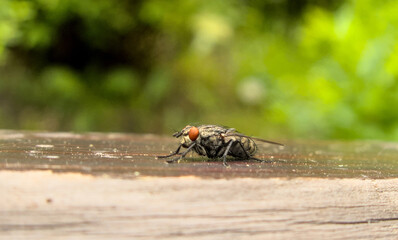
left=1, top=0, right=398, bottom=140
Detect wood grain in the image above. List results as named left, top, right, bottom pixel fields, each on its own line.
left=1, top=131, right=398, bottom=239
left=1, top=171, right=398, bottom=239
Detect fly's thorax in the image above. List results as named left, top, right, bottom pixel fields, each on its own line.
left=197, top=125, right=228, bottom=136
left=199, top=134, right=223, bottom=149
left=197, top=127, right=225, bottom=146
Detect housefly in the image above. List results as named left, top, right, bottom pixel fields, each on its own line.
left=157, top=125, right=284, bottom=166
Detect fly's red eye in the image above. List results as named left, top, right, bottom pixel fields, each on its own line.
left=189, top=126, right=199, bottom=141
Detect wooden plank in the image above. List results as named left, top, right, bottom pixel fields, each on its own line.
left=0, top=130, right=397, bottom=179
left=1, top=171, right=398, bottom=239
left=0, top=130, right=398, bottom=239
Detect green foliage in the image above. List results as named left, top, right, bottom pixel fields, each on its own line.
left=0, top=0, right=398, bottom=140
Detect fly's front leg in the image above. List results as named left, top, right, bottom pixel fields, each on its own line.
left=166, top=143, right=196, bottom=164
left=157, top=144, right=183, bottom=159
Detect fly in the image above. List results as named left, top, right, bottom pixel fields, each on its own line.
left=157, top=125, right=284, bottom=166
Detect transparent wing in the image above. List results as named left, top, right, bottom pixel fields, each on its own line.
left=225, top=133, right=284, bottom=146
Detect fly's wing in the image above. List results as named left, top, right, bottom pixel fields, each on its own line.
left=249, top=137, right=284, bottom=146
left=225, top=132, right=284, bottom=146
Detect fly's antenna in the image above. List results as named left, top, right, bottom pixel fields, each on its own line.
left=172, top=131, right=183, bottom=138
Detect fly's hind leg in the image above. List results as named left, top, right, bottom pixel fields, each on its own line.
left=235, top=142, right=272, bottom=163
left=221, top=140, right=234, bottom=167
left=166, top=143, right=196, bottom=164
left=251, top=156, right=286, bottom=163
left=250, top=156, right=273, bottom=163
left=235, top=141, right=253, bottom=159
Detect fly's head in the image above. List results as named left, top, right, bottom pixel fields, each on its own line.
left=173, top=125, right=200, bottom=147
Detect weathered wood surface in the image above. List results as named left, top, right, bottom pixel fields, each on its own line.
left=1, top=130, right=398, bottom=239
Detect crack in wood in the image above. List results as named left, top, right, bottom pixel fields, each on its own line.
left=296, top=217, right=398, bottom=225
left=0, top=221, right=94, bottom=231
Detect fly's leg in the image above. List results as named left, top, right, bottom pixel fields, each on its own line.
left=221, top=140, right=234, bottom=167
left=252, top=156, right=286, bottom=163
left=157, top=144, right=182, bottom=159
left=236, top=141, right=252, bottom=159
left=166, top=143, right=196, bottom=164
left=235, top=141, right=272, bottom=163
left=250, top=156, right=273, bottom=163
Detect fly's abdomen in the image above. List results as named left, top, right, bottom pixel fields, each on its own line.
left=226, top=136, right=257, bottom=159
left=244, top=137, right=257, bottom=155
